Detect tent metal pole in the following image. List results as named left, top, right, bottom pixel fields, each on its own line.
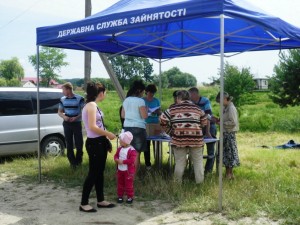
left=36, top=45, right=42, bottom=183
left=84, top=0, right=92, bottom=90
left=98, top=53, right=125, bottom=101
left=218, top=14, right=225, bottom=211
left=159, top=59, right=162, bottom=101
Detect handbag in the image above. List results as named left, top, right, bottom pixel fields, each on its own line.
left=104, top=137, right=112, bottom=152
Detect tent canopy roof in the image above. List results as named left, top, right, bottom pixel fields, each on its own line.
left=36, top=0, right=300, bottom=59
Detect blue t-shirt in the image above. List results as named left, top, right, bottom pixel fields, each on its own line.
left=123, top=97, right=146, bottom=129
left=143, top=97, right=160, bottom=124
left=196, top=96, right=212, bottom=115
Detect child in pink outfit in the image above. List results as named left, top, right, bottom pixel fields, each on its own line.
left=114, top=131, right=137, bottom=204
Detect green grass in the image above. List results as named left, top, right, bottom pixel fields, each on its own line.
left=1, top=132, right=299, bottom=224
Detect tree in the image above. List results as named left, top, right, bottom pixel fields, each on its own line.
left=269, top=49, right=300, bottom=107
left=28, top=47, right=68, bottom=87
left=152, top=73, right=169, bottom=88
left=222, top=62, right=256, bottom=107
left=109, top=55, right=153, bottom=88
left=0, top=57, right=24, bottom=80
left=161, top=67, right=197, bottom=87
left=162, top=67, right=181, bottom=85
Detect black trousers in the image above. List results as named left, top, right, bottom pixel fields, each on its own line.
left=63, top=121, right=83, bottom=166
left=144, top=140, right=154, bottom=167
left=81, top=136, right=108, bottom=205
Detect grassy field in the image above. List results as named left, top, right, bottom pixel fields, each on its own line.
left=0, top=132, right=299, bottom=224
left=0, top=87, right=299, bottom=224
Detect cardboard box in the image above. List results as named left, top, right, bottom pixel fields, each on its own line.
left=146, top=123, right=162, bottom=136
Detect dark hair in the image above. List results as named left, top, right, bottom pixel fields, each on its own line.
left=85, top=82, right=106, bottom=103
left=188, top=87, right=199, bottom=94
left=176, top=90, right=190, bottom=101
left=172, top=90, right=179, bottom=98
left=127, top=80, right=146, bottom=97
left=145, top=84, right=157, bottom=94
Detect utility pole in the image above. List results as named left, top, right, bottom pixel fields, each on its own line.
left=84, top=0, right=92, bottom=90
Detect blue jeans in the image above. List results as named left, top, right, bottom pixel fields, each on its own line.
left=63, top=121, right=83, bottom=166
left=123, top=127, right=147, bottom=153
left=204, top=123, right=217, bottom=173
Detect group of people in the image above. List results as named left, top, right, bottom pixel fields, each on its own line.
left=57, top=81, right=240, bottom=213
left=161, top=88, right=240, bottom=183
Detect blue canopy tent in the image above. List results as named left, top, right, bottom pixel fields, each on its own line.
left=37, top=0, right=300, bottom=56
left=36, top=0, right=300, bottom=210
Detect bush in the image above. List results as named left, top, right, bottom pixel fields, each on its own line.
left=0, top=78, right=7, bottom=86
left=7, top=78, right=21, bottom=87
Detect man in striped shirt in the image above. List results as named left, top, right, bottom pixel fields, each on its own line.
left=58, top=82, right=84, bottom=168
left=160, top=90, right=207, bottom=184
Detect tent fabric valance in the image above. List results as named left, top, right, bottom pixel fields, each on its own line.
left=36, top=0, right=300, bottom=59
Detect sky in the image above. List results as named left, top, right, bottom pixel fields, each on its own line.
left=1, top=0, right=300, bottom=84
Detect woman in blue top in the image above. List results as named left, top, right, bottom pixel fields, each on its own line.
left=121, top=80, right=148, bottom=171
left=143, top=84, right=161, bottom=169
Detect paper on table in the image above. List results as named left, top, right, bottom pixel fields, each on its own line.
left=148, top=106, right=160, bottom=113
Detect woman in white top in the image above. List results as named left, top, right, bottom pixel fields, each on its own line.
left=121, top=80, right=148, bottom=171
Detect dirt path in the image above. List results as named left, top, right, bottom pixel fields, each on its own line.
left=0, top=173, right=281, bottom=225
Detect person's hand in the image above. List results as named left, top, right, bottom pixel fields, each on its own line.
left=205, top=132, right=212, bottom=138
left=154, top=108, right=162, bottom=115
left=64, top=116, right=70, bottom=122
left=107, top=132, right=116, bottom=140
left=69, top=117, right=76, bottom=122
left=115, top=159, right=123, bottom=164
left=211, top=116, right=220, bottom=124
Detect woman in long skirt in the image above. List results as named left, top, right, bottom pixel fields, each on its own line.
left=215, top=92, right=240, bottom=179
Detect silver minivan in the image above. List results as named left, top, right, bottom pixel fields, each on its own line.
left=0, top=87, right=65, bottom=156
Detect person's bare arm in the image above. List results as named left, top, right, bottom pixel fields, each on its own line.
left=139, top=105, right=148, bottom=119
left=205, top=119, right=212, bottom=138
left=121, top=107, right=125, bottom=118
left=58, top=108, right=69, bottom=121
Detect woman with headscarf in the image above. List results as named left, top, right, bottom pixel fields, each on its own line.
left=215, top=92, right=240, bottom=179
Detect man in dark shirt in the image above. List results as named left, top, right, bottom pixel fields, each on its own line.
left=189, top=87, right=217, bottom=175
left=58, top=82, right=84, bottom=168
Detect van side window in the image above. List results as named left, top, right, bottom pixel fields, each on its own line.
left=0, top=92, right=33, bottom=116
left=31, top=92, right=63, bottom=114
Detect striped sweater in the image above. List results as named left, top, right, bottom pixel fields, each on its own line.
left=160, top=100, right=207, bottom=148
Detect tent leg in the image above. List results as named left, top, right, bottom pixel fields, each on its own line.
left=159, top=59, right=162, bottom=101
left=36, top=45, right=42, bottom=183
left=218, top=14, right=225, bottom=212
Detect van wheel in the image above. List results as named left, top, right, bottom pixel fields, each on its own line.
left=41, top=136, right=65, bottom=156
